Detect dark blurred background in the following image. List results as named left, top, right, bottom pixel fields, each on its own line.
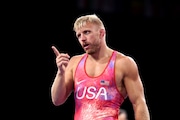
left=45, top=0, right=179, bottom=120
left=3, top=0, right=179, bottom=119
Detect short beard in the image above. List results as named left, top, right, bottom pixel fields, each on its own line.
left=85, top=45, right=99, bottom=55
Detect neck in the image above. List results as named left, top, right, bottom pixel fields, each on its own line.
left=88, top=46, right=113, bottom=61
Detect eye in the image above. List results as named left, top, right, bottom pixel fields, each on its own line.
left=84, top=30, right=90, bottom=35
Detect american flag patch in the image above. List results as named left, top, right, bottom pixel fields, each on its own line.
left=100, top=80, right=109, bottom=86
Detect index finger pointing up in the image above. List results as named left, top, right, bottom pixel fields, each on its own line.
left=51, top=45, right=60, bottom=57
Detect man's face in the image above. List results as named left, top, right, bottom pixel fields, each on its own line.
left=75, top=23, right=102, bottom=54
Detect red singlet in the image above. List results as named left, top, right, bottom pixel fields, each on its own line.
left=74, top=51, right=124, bottom=120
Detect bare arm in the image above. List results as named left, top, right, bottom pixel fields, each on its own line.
left=51, top=46, right=74, bottom=106
left=123, top=57, right=150, bottom=120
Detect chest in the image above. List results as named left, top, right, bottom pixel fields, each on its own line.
left=85, top=60, right=108, bottom=77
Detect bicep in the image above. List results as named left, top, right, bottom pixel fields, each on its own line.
left=125, top=75, right=144, bottom=104
left=123, top=57, right=145, bottom=105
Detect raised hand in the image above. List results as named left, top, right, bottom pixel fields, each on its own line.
left=51, top=46, right=70, bottom=73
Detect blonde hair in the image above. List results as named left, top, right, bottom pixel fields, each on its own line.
left=73, top=14, right=105, bottom=32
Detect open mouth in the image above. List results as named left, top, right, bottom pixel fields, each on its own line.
left=83, top=43, right=89, bottom=49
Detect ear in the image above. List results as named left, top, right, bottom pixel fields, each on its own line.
left=99, top=29, right=105, bottom=38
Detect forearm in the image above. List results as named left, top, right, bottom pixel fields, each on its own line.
left=134, top=102, right=150, bottom=120
left=51, top=71, right=67, bottom=106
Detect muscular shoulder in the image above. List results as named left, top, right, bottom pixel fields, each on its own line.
left=68, top=54, right=85, bottom=70
left=115, top=52, right=139, bottom=76
left=70, top=54, right=85, bottom=62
